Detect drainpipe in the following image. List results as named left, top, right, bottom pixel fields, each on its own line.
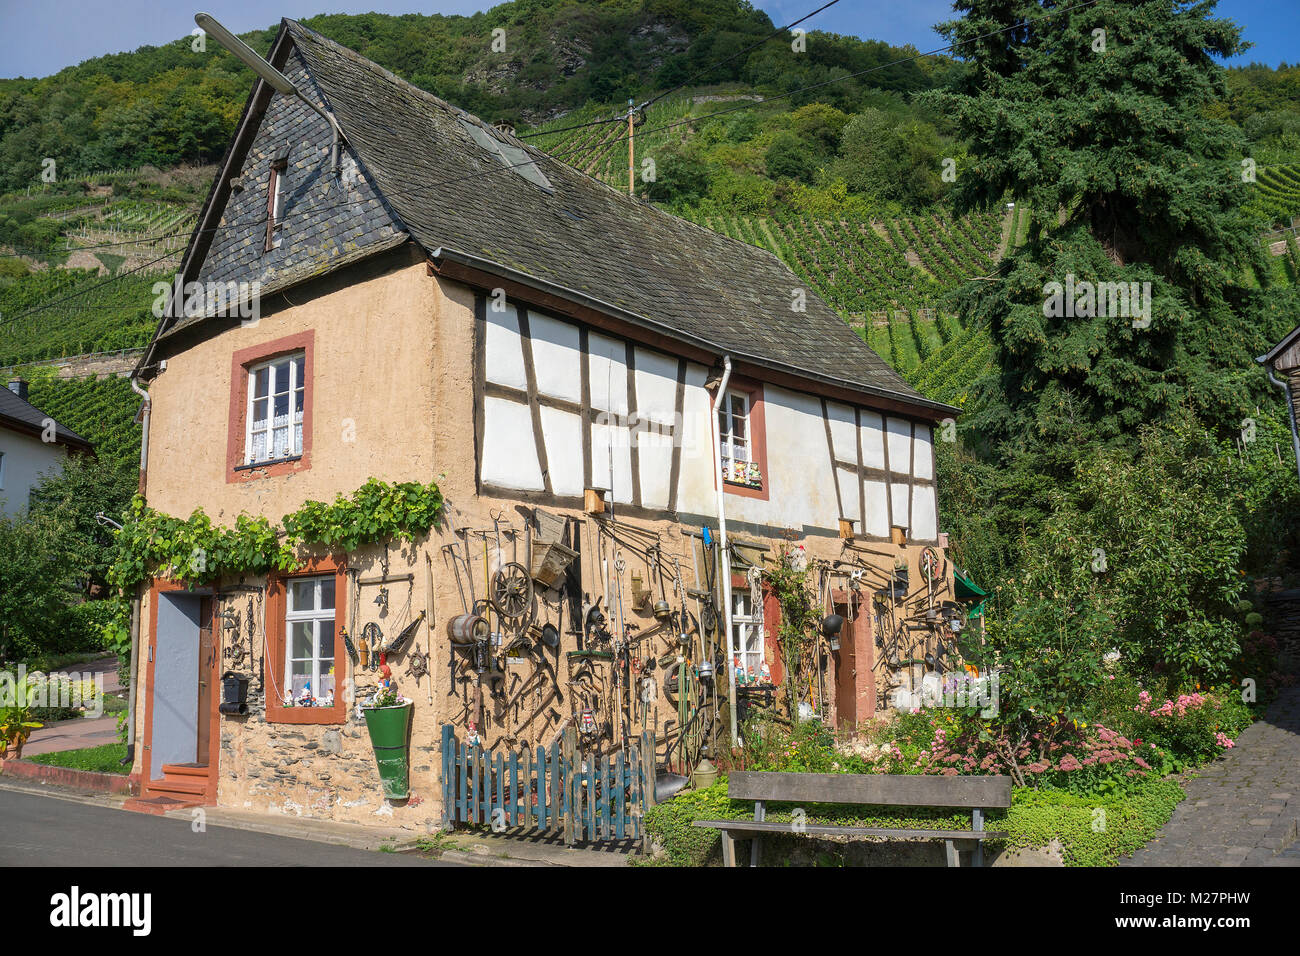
left=709, top=356, right=737, bottom=747
left=122, top=373, right=152, bottom=765
left=1267, top=367, right=1300, bottom=483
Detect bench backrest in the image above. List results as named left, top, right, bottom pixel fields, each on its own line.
left=727, top=771, right=1012, bottom=809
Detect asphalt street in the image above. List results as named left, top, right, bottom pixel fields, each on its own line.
left=0, top=787, right=453, bottom=867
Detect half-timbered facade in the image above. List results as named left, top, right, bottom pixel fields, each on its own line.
left=124, top=19, right=959, bottom=829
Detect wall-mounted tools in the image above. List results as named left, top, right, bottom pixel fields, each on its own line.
left=362, top=622, right=383, bottom=671
left=447, top=613, right=490, bottom=646
left=490, top=562, right=534, bottom=622
left=341, top=626, right=359, bottom=666
left=386, top=610, right=426, bottom=656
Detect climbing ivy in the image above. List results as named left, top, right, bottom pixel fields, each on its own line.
left=106, top=477, right=445, bottom=593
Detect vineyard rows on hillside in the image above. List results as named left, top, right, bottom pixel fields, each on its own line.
left=24, top=370, right=143, bottom=475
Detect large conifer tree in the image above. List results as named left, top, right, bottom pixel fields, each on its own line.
left=931, top=0, right=1293, bottom=451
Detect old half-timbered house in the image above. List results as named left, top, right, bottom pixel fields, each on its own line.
left=124, top=19, right=960, bottom=827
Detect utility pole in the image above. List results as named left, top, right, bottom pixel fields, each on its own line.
left=627, top=98, right=635, bottom=197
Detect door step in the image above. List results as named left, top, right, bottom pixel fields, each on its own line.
left=145, top=776, right=208, bottom=797
left=160, top=762, right=209, bottom=779
left=122, top=794, right=206, bottom=816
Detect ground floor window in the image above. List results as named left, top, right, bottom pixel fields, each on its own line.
left=284, top=574, right=336, bottom=707
left=731, top=589, right=766, bottom=684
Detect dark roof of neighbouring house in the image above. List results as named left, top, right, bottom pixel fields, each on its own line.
left=150, top=18, right=954, bottom=417
left=1258, top=325, right=1300, bottom=367
left=0, top=387, right=93, bottom=452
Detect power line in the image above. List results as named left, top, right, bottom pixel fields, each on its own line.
left=2, top=0, right=1102, bottom=328
left=517, top=0, right=843, bottom=141
left=642, top=0, right=842, bottom=111
left=534, top=0, right=1108, bottom=167
left=0, top=249, right=177, bottom=329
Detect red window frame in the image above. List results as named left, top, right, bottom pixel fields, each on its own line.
left=714, top=377, right=769, bottom=501
left=225, top=330, right=314, bottom=483
left=264, top=555, right=348, bottom=725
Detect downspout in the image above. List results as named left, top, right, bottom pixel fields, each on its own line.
left=1266, top=367, right=1300, bottom=483
left=709, top=356, right=737, bottom=747
left=122, top=373, right=152, bottom=766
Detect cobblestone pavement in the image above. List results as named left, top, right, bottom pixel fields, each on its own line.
left=1123, top=684, right=1300, bottom=867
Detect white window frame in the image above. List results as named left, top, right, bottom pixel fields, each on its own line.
left=717, top=389, right=751, bottom=464
left=284, top=575, right=336, bottom=706
left=730, top=589, right=765, bottom=681
left=245, top=353, right=305, bottom=465
left=266, top=160, right=286, bottom=250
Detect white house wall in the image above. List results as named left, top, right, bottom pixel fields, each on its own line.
left=475, top=295, right=941, bottom=541
left=0, top=428, right=69, bottom=516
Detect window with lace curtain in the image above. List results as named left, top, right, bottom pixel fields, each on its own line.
left=245, top=352, right=305, bottom=464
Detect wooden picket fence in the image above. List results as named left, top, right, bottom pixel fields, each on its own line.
left=440, top=725, right=656, bottom=844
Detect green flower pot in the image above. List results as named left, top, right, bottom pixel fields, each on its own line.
left=362, top=701, right=413, bottom=799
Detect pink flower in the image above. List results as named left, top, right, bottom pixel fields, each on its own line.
left=1215, top=732, right=1234, bottom=749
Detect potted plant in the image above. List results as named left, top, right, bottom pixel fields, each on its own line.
left=361, top=684, right=413, bottom=799
left=1, top=677, right=43, bottom=765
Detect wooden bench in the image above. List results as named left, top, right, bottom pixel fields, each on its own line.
left=693, top=771, right=1011, bottom=867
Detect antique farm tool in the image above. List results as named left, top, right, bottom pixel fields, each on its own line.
left=490, top=562, right=534, bottom=620
left=387, top=610, right=426, bottom=656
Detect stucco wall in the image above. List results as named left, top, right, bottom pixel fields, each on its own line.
left=135, top=260, right=957, bottom=832
left=0, top=428, right=69, bottom=515
left=144, top=253, right=438, bottom=519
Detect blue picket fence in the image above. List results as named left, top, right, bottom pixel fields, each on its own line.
left=440, top=725, right=655, bottom=844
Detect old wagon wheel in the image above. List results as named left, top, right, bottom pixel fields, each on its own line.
left=490, top=562, right=534, bottom=620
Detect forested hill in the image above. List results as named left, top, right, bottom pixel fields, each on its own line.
left=0, top=0, right=944, bottom=191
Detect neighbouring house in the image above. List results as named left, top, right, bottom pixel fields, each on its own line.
left=124, top=19, right=960, bottom=827
left=0, top=378, right=93, bottom=516
left=1258, top=327, right=1300, bottom=482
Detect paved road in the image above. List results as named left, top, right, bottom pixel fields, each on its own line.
left=1123, top=684, right=1300, bottom=867
left=0, top=788, right=453, bottom=867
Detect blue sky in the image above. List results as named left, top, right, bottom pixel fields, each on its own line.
left=0, top=0, right=1293, bottom=80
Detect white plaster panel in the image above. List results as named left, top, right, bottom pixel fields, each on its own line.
left=540, top=406, right=584, bottom=496
left=591, top=418, right=634, bottom=504
left=674, top=363, right=715, bottom=515
left=826, top=400, right=857, bottom=464
left=724, top=386, right=841, bottom=531
left=484, top=303, right=527, bottom=389
left=529, top=312, right=582, bottom=402
left=837, top=466, right=861, bottom=522
left=890, top=481, right=911, bottom=530
left=864, top=479, right=890, bottom=536
left=913, top=425, right=934, bottom=480
left=860, top=410, right=885, bottom=470
left=588, top=332, right=628, bottom=415
left=638, top=432, right=674, bottom=510
left=886, top=417, right=912, bottom=474
left=911, top=484, right=938, bottom=540
left=481, top=396, right=543, bottom=490
left=634, top=347, right=679, bottom=425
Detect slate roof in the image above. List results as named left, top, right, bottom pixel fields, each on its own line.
left=153, top=18, right=952, bottom=415
left=0, top=387, right=92, bottom=452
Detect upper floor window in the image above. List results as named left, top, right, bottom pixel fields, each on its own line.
left=718, top=388, right=764, bottom=491
left=265, top=159, right=287, bottom=251
left=246, top=353, right=304, bottom=464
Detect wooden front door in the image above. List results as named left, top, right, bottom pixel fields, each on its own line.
left=196, top=597, right=215, bottom=764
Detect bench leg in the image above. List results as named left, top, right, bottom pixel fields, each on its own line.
left=720, top=830, right=737, bottom=868
left=944, top=839, right=960, bottom=868
left=751, top=800, right=765, bottom=868
left=972, top=808, right=985, bottom=867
